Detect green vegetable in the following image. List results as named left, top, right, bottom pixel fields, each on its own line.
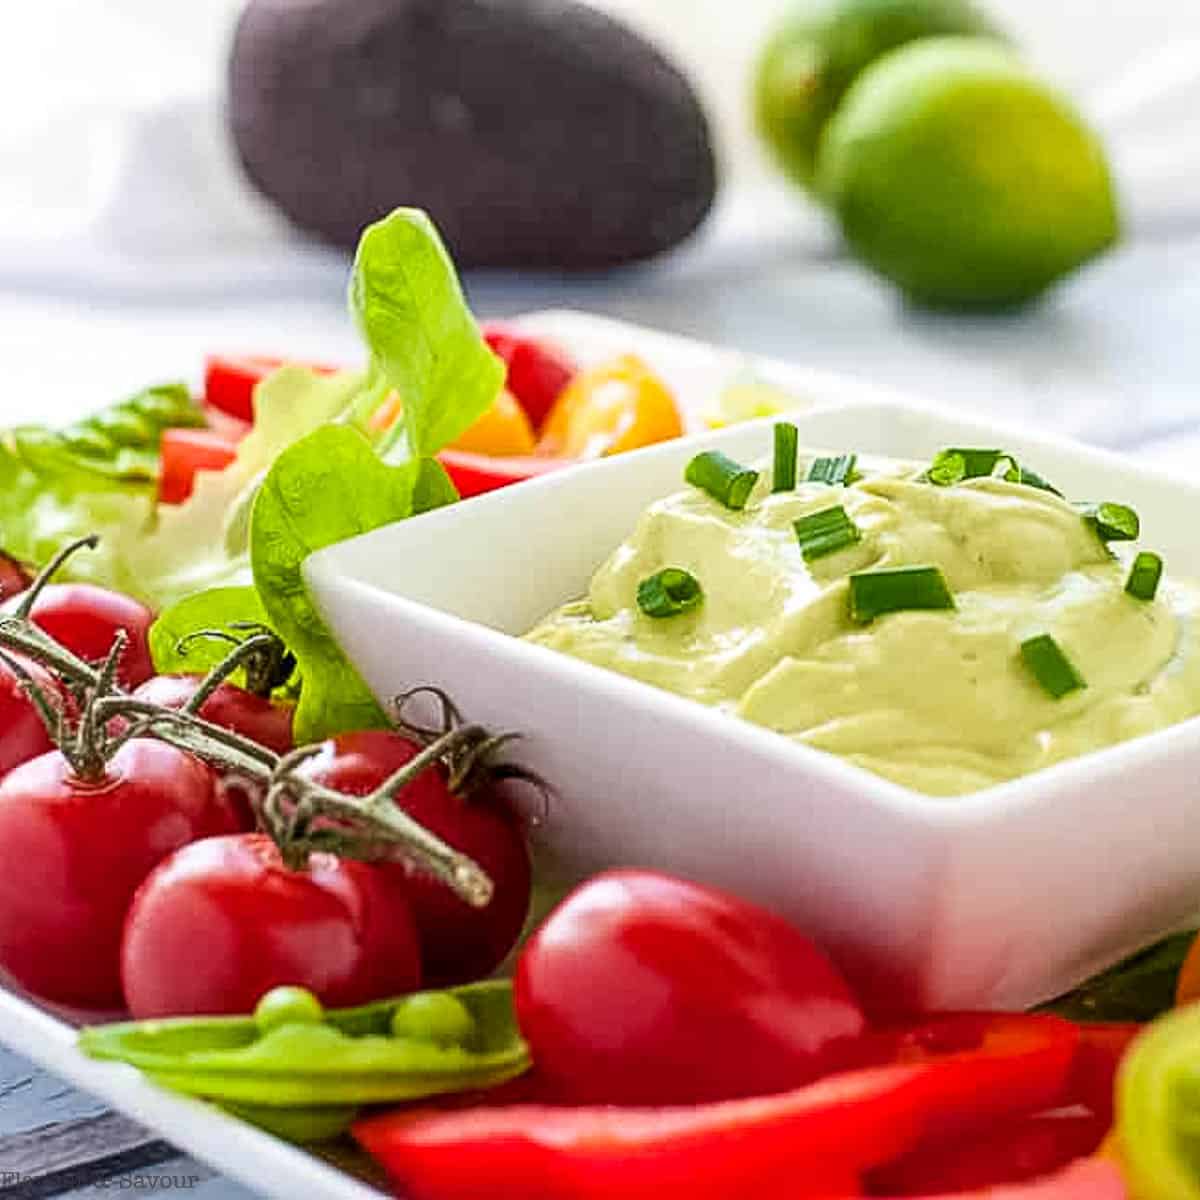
left=925, top=447, right=1061, bottom=496
left=351, top=208, right=504, bottom=461
left=149, top=587, right=273, bottom=678
left=1079, top=501, right=1140, bottom=544
left=79, top=981, right=530, bottom=1142
left=773, top=423, right=798, bottom=492
left=807, top=453, right=858, bottom=486
left=1019, top=634, right=1086, bottom=699
left=251, top=426, right=457, bottom=742
left=1116, top=1000, right=1200, bottom=1198
left=685, top=451, right=759, bottom=511
left=793, top=506, right=862, bottom=561
left=849, top=565, right=954, bottom=624
left=637, top=568, right=704, bottom=619
left=1127, top=552, right=1164, bottom=602
left=1041, top=931, right=1193, bottom=1023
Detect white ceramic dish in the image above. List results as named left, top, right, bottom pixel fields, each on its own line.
left=1, top=310, right=1196, bottom=1200
left=307, top=310, right=1200, bottom=1015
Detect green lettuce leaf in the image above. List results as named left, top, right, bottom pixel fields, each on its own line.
left=251, top=426, right=457, bottom=742
left=351, top=208, right=504, bottom=460
left=149, top=586, right=272, bottom=677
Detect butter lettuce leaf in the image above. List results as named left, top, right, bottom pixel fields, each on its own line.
left=149, top=586, right=273, bottom=677
left=251, top=426, right=456, bottom=742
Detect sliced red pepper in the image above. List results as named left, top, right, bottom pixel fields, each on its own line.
left=203, top=355, right=340, bottom=423
left=354, top=1065, right=931, bottom=1200
left=482, top=325, right=576, bottom=431
left=437, top=449, right=569, bottom=499
left=159, top=428, right=239, bottom=505
left=876, top=1158, right=1128, bottom=1200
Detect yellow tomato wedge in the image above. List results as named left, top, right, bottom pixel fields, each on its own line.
left=538, top=355, right=684, bottom=460
left=451, top=390, right=537, bottom=456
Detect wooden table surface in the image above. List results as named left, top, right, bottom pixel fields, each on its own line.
left=0, top=221, right=1197, bottom=1197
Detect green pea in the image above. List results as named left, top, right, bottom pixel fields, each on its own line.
left=254, top=987, right=325, bottom=1034
left=390, top=992, right=476, bottom=1047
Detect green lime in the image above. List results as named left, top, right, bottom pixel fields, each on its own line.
left=754, top=0, right=1005, bottom=191
left=817, top=37, right=1121, bottom=308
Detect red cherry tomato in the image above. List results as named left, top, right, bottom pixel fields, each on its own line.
left=515, top=870, right=866, bottom=1105
left=120, top=833, right=422, bottom=1018
left=0, top=553, right=30, bottom=602
left=133, top=676, right=294, bottom=756
left=0, top=741, right=239, bottom=1009
left=0, top=656, right=60, bottom=779
left=482, top=326, right=576, bottom=430
left=6, top=584, right=155, bottom=688
left=204, top=355, right=340, bottom=423
left=159, top=428, right=239, bottom=505
left=302, top=731, right=531, bottom=987
left=437, top=449, right=568, bottom=498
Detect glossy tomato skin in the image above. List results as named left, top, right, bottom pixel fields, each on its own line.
left=133, top=676, right=295, bottom=756
left=0, top=741, right=239, bottom=1010
left=0, top=657, right=60, bottom=779
left=515, top=870, right=867, bottom=1105
left=303, top=731, right=532, bottom=987
left=7, top=584, right=155, bottom=688
left=121, top=833, right=422, bottom=1019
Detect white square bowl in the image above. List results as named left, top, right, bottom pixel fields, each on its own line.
left=306, top=311, right=1200, bottom=1015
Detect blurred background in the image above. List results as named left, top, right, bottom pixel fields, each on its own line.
left=2, top=0, right=1198, bottom=460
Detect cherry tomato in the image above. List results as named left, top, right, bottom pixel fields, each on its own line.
left=537, top=355, right=683, bottom=460
left=437, top=450, right=568, bottom=499
left=159, top=428, right=239, bottom=505
left=0, top=656, right=60, bottom=779
left=482, top=326, right=576, bottom=430
left=120, top=833, right=422, bottom=1018
left=302, top=731, right=531, bottom=987
left=515, top=870, right=866, bottom=1105
left=450, top=391, right=536, bottom=457
left=0, top=553, right=30, bottom=602
left=6, top=584, right=155, bottom=689
left=203, top=355, right=341, bottom=424
left=0, top=741, right=239, bottom=1009
left=133, top=676, right=294, bottom=756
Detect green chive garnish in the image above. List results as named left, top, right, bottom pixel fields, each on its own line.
left=685, top=451, right=759, bottom=511
left=807, top=453, right=858, bottom=487
left=637, top=568, right=703, bottom=618
left=1020, top=634, right=1086, bottom=699
left=1126, top=552, right=1163, bottom=602
left=926, top=448, right=1061, bottom=496
left=773, top=423, right=799, bottom=493
left=794, top=506, right=862, bottom=562
left=849, top=566, right=954, bottom=624
left=1079, top=502, right=1140, bottom=543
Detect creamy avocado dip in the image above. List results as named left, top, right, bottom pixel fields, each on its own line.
left=525, top=448, right=1200, bottom=797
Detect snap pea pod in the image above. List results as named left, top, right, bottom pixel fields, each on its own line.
left=9, top=383, right=202, bottom=486
left=79, top=981, right=529, bottom=1142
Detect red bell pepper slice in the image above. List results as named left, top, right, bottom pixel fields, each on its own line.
left=876, top=1158, right=1128, bottom=1200
left=354, top=1065, right=931, bottom=1200
left=1065, top=1023, right=1140, bottom=1124
left=159, top=428, right=239, bottom=505
left=437, top=449, right=569, bottom=499
left=482, top=324, right=576, bottom=431
left=203, top=355, right=340, bottom=423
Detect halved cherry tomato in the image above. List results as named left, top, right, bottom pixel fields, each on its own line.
left=159, top=428, right=239, bottom=505
left=451, top=391, right=536, bottom=457
left=537, top=354, right=684, bottom=460
left=437, top=450, right=568, bottom=499
left=482, top=326, right=576, bottom=430
left=203, top=355, right=340, bottom=423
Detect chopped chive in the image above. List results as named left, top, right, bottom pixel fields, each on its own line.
left=1006, top=463, right=1063, bottom=497
left=848, top=566, right=954, bottom=624
left=794, top=506, right=862, bottom=562
left=637, top=568, right=703, bottom=618
left=1020, top=634, right=1086, bottom=699
left=1078, top=502, right=1140, bottom=543
left=773, top=423, right=799, bottom=493
left=1126, top=552, right=1164, bottom=601
left=926, top=448, right=1062, bottom=496
left=807, top=453, right=858, bottom=487
left=685, top=451, right=760, bottom=511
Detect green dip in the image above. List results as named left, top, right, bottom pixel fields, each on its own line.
left=525, top=451, right=1200, bottom=797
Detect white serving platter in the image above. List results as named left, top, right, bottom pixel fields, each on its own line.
left=0, top=309, right=1196, bottom=1200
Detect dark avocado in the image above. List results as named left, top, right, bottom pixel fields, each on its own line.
left=228, top=0, right=718, bottom=268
